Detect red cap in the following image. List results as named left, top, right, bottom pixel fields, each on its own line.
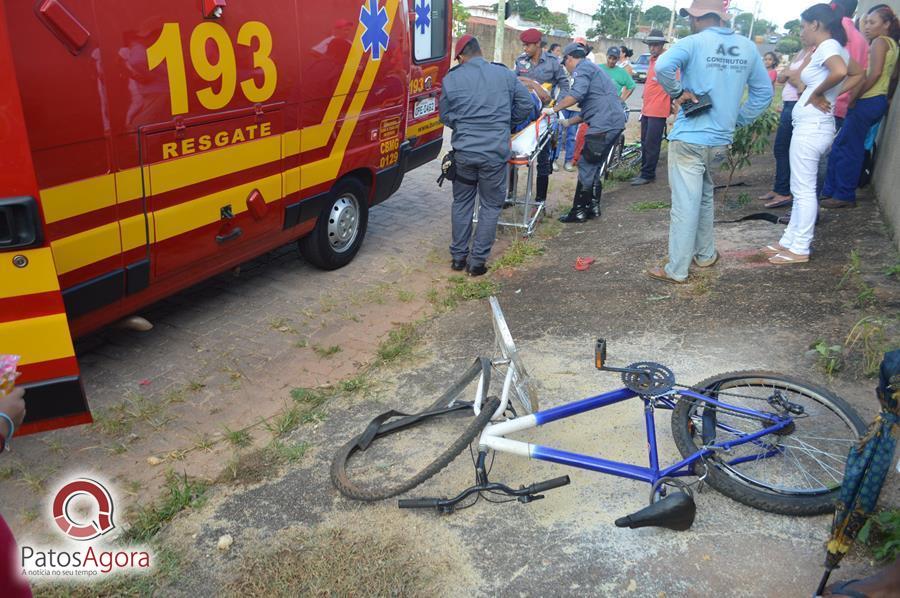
left=519, top=28, right=541, bottom=44
left=455, top=34, right=475, bottom=58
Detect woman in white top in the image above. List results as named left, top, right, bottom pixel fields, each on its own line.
left=758, top=42, right=816, bottom=208
left=763, top=3, right=864, bottom=264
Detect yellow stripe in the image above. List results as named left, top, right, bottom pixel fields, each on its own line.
left=0, top=314, right=74, bottom=365
left=154, top=174, right=282, bottom=241
left=50, top=223, right=121, bottom=275
left=406, top=116, right=442, bottom=138
left=40, top=174, right=116, bottom=224
left=115, top=167, right=145, bottom=203
left=0, top=248, right=60, bottom=299
left=121, top=213, right=155, bottom=252
left=299, top=21, right=369, bottom=153
left=300, top=0, right=398, bottom=189
left=148, top=135, right=281, bottom=195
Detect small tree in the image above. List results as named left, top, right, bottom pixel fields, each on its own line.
left=452, top=0, right=470, bottom=36
left=589, top=0, right=641, bottom=38
left=642, top=4, right=671, bottom=26
left=775, top=36, right=801, bottom=55
left=720, top=109, right=779, bottom=198
left=783, top=19, right=801, bottom=36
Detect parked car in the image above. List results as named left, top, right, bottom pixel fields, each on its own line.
left=768, top=34, right=779, bottom=43
left=632, top=53, right=650, bottom=83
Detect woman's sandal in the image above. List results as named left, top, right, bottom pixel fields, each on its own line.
left=764, top=194, right=793, bottom=209
left=758, top=191, right=776, bottom=201
left=769, top=250, right=810, bottom=264
left=760, top=243, right=787, bottom=256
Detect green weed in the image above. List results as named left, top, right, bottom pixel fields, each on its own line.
left=813, top=340, right=843, bottom=376
left=859, top=509, right=900, bottom=562
left=376, top=322, right=421, bottom=364
left=313, top=344, right=342, bottom=358
left=122, top=472, right=208, bottom=543
left=631, top=201, right=670, bottom=212
left=224, top=427, right=253, bottom=448
left=489, top=239, right=544, bottom=271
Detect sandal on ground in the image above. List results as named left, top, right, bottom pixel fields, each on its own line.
left=692, top=251, right=719, bottom=268
left=760, top=243, right=787, bottom=256
left=758, top=191, right=776, bottom=201
left=769, top=250, right=809, bottom=264
left=574, top=257, right=595, bottom=271
left=646, top=265, right=687, bottom=284
left=764, top=195, right=793, bottom=209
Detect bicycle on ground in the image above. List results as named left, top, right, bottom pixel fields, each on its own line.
left=332, top=298, right=864, bottom=530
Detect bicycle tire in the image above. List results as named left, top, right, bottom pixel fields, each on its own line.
left=331, top=396, right=500, bottom=502
left=670, top=371, right=865, bottom=516
left=622, top=147, right=642, bottom=170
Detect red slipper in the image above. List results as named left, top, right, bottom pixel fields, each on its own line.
left=574, top=257, right=595, bottom=271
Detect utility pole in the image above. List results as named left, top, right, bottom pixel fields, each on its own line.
left=626, top=10, right=633, bottom=39
left=494, top=0, right=506, bottom=63
left=667, top=0, right=677, bottom=40
left=747, top=0, right=760, bottom=39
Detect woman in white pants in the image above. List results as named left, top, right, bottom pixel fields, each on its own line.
left=762, top=4, right=863, bottom=264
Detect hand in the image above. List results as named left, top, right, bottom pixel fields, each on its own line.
left=541, top=107, right=555, bottom=116
left=0, top=387, right=26, bottom=435
left=558, top=117, right=570, bottom=127
left=806, top=92, right=831, bottom=114
left=673, top=90, right=699, bottom=111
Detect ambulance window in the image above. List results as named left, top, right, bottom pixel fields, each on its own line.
left=413, top=0, right=447, bottom=62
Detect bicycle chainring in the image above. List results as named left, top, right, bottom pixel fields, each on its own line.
left=621, top=362, right=675, bottom=396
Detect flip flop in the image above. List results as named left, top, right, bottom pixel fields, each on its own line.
left=764, top=196, right=793, bottom=209
left=646, top=265, right=687, bottom=284
left=574, top=257, right=595, bottom=271
left=769, top=251, right=809, bottom=264
left=758, top=191, right=776, bottom=201
left=760, top=243, right=787, bottom=256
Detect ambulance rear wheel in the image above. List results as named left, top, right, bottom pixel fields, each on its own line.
left=299, top=179, right=369, bottom=270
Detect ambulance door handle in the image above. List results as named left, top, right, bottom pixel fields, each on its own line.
left=216, top=228, right=243, bottom=243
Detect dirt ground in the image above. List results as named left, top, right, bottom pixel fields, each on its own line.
left=19, top=132, right=900, bottom=596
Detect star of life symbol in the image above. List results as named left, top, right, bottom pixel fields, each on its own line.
left=414, top=0, right=431, bottom=35
left=360, top=0, right=389, bottom=60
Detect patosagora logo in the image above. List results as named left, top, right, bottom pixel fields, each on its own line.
left=19, top=475, right=152, bottom=580
left=52, top=478, right=115, bottom=540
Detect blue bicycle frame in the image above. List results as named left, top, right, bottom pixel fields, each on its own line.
left=479, top=387, right=792, bottom=487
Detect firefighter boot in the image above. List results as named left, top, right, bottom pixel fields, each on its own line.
left=590, top=178, right=602, bottom=219
left=558, top=182, right=591, bottom=223
left=535, top=174, right=549, bottom=203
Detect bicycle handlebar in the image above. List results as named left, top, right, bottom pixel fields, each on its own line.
left=398, top=498, right=443, bottom=509
left=398, top=475, right=572, bottom=511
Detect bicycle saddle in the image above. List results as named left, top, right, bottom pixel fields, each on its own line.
left=614, top=492, right=696, bottom=531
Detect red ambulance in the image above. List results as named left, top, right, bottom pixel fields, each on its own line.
left=0, top=0, right=450, bottom=433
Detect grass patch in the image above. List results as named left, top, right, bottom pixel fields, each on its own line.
left=289, top=387, right=327, bottom=406
left=339, top=374, right=370, bottom=393
left=36, top=545, right=182, bottom=597
left=844, top=316, right=898, bottom=378
left=121, top=472, right=208, bottom=544
left=220, top=440, right=310, bottom=485
left=93, top=393, right=169, bottom=437
left=812, top=340, right=843, bottom=377
left=265, top=406, right=302, bottom=438
left=224, top=427, right=252, bottom=448
left=396, top=289, right=416, bottom=302
left=489, top=239, right=544, bottom=272
left=223, top=526, right=453, bottom=597
left=631, top=201, right=670, bottom=212
left=313, top=344, right=342, bottom=358
left=441, top=275, right=499, bottom=309
left=376, top=322, right=421, bottom=364
left=860, top=509, right=900, bottom=562
left=885, top=261, right=900, bottom=277
left=607, top=164, right=639, bottom=182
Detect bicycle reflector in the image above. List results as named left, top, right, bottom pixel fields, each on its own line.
left=595, top=339, right=607, bottom=369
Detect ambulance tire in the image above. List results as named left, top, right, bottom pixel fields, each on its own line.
left=299, top=179, right=369, bottom=270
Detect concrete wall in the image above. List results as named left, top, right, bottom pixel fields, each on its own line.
left=858, top=0, right=900, bottom=250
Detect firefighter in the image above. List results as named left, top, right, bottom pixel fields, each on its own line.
left=439, top=35, right=533, bottom=276
left=547, top=42, right=626, bottom=223
left=514, top=28, right=569, bottom=203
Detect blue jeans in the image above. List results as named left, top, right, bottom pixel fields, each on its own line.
left=665, top=141, right=728, bottom=281
left=823, top=95, right=888, bottom=202
left=772, top=101, right=795, bottom=196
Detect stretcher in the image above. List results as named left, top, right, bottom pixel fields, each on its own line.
left=474, top=113, right=555, bottom=238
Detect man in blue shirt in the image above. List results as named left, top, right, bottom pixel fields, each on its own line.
left=646, top=0, right=772, bottom=283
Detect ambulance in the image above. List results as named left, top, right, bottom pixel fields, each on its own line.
left=0, top=0, right=450, bottom=434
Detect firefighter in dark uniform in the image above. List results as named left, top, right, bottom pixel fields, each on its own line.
left=514, top=28, right=569, bottom=203
left=548, top=42, right=626, bottom=223
left=439, top=35, right=533, bottom=276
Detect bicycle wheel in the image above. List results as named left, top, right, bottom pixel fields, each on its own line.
left=331, top=393, right=500, bottom=502
left=604, top=136, right=625, bottom=179
left=621, top=146, right=642, bottom=170
left=670, top=371, right=865, bottom=516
